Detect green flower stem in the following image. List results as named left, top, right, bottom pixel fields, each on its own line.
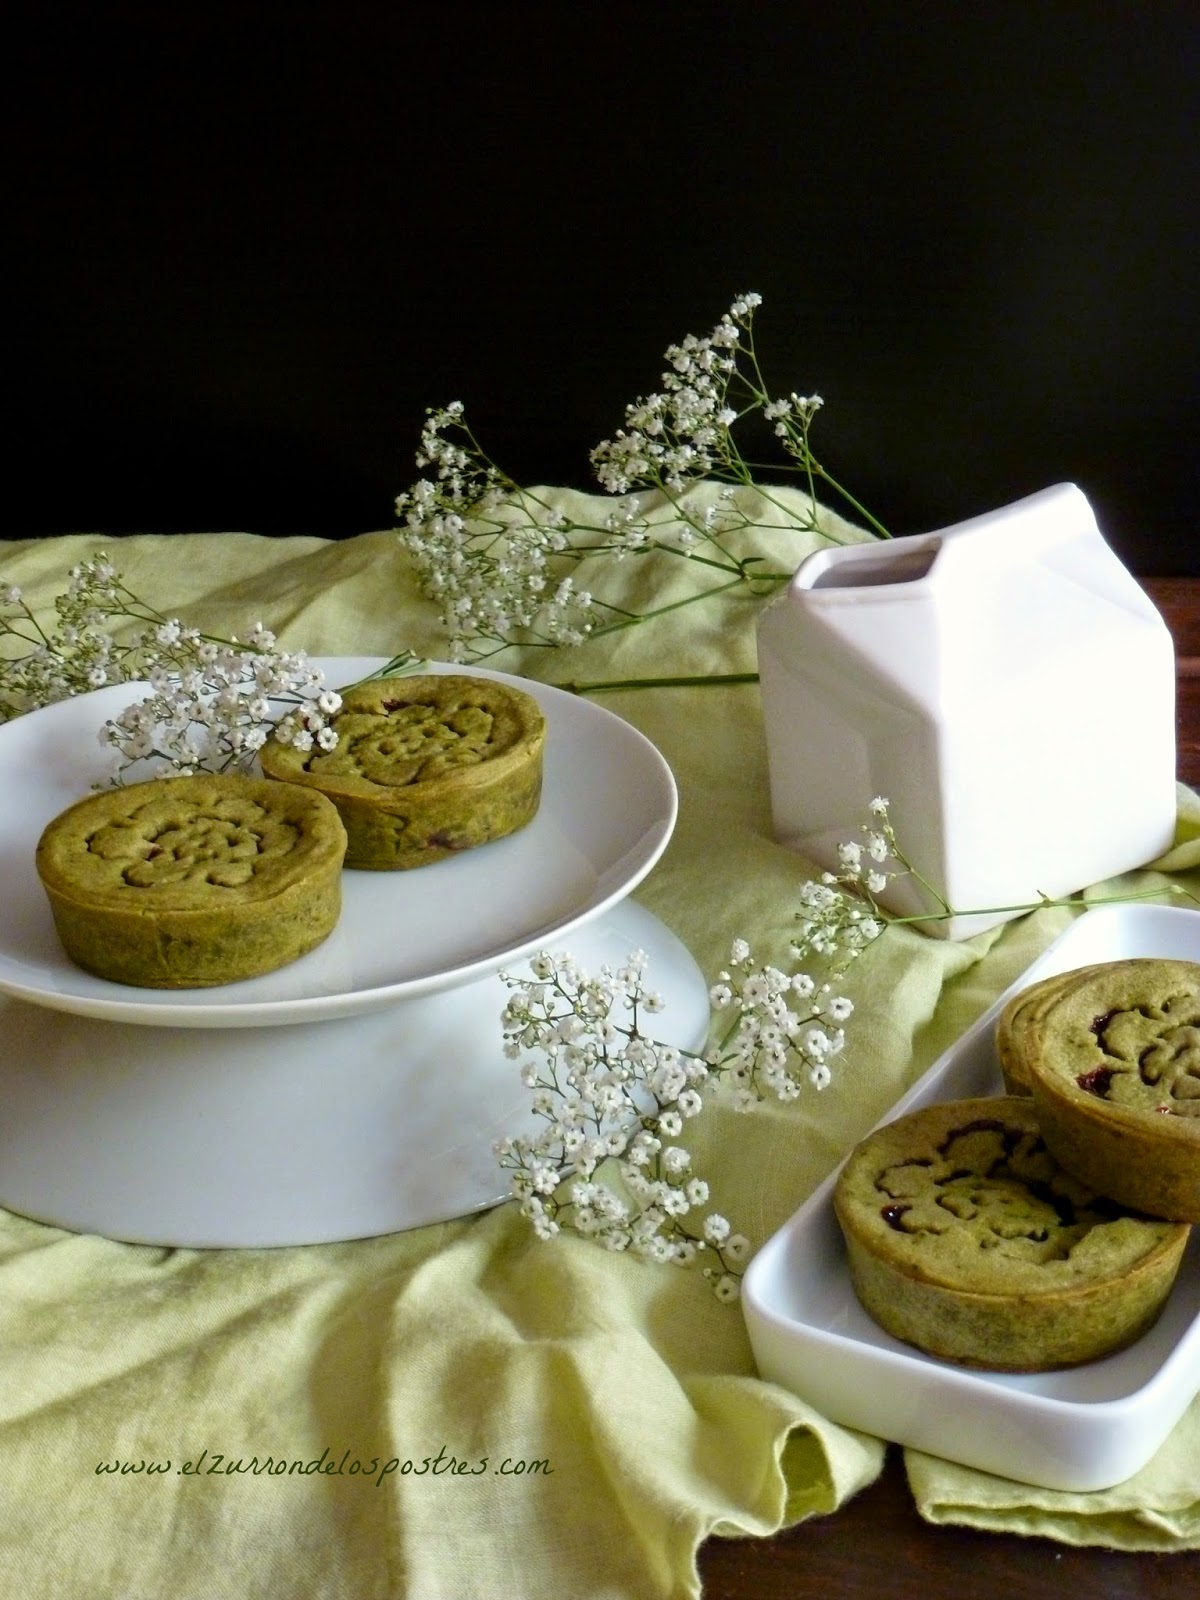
left=880, top=884, right=1200, bottom=928
left=883, top=841, right=955, bottom=918
left=583, top=575, right=761, bottom=642
left=644, top=543, right=790, bottom=584
left=342, top=652, right=427, bottom=686
left=810, top=465, right=892, bottom=540
left=566, top=672, right=759, bottom=695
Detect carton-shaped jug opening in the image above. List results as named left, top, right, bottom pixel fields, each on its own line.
left=797, top=537, right=940, bottom=592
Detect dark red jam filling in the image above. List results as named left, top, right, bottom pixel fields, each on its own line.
left=1076, top=1065, right=1116, bottom=1097
left=1090, top=1009, right=1119, bottom=1040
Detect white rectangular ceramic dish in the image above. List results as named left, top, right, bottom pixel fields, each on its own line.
left=742, top=903, right=1200, bottom=1492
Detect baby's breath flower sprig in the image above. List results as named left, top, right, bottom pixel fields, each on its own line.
left=787, top=795, right=906, bottom=976
left=591, top=292, right=890, bottom=541
left=494, top=949, right=750, bottom=1300
left=0, top=556, right=182, bottom=723
left=101, top=641, right=429, bottom=782
left=1, top=554, right=424, bottom=782
left=99, top=623, right=341, bottom=781
left=394, top=294, right=889, bottom=666
left=494, top=933, right=858, bottom=1297
left=804, top=796, right=1197, bottom=949
left=705, top=942, right=854, bottom=1105
left=396, top=403, right=612, bottom=662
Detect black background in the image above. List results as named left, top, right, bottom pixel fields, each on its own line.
left=7, top=1, right=1199, bottom=572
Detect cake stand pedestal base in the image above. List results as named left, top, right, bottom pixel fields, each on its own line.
left=0, top=901, right=708, bottom=1248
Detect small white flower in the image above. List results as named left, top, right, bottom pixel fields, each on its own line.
left=703, top=1214, right=730, bottom=1245
left=809, top=1024, right=836, bottom=1055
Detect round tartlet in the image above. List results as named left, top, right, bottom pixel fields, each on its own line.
left=35, top=773, right=347, bottom=988
left=258, top=673, right=546, bottom=870
left=1019, top=958, right=1200, bottom=1222
left=833, top=1096, right=1190, bottom=1371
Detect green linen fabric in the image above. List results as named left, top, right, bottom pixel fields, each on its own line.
left=905, top=1397, right=1200, bottom=1550
left=0, top=485, right=1197, bottom=1596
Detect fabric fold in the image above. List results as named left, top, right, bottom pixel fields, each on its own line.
left=905, top=1395, right=1200, bottom=1550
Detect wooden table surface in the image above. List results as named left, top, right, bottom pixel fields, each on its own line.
left=697, top=578, right=1200, bottom=1597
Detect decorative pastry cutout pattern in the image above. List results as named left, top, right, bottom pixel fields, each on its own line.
left=303, top=700, right=500, bottom=788
left=86, top=798, right=301, bottom=891
left=874, top=1118, right=1116, bottom=1263
left=1083, top=994, right=1200, bottom=1116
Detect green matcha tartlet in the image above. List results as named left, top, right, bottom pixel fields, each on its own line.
left=258, top=674, right=546, bottom=870
left=36, top=773, right=347, bottom=988
left=833, top=1096, right=1190, bottom=1371
left=1020, top=958, right=1200, bottom=1222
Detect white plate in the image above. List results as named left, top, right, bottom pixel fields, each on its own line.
left=0, top=898, right=710, bottom=1247
left=0, top=658, right=677, bottom=1027
left=742, top=904, right=1200, bottom=1492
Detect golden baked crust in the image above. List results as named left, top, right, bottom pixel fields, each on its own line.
left=258, top=674, right=546, bottom=870
left=36, top=774, right=347, bottom=988
left=833, top=1096, right=1190, bottom=1371
left=1018, top=958, right=1200, bottom=1222
left=995, top=964, right=1107, bottom=1095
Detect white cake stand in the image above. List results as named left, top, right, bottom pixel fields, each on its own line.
left=0, top=661, right=710, bottom=1247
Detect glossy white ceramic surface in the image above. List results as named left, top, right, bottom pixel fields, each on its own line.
left=0, top=658, right=677, bottom=1026
left=0, top=898, right=710, bottom=1246
left=742, top=905, right=1200, bottom=1492
left=756, top=485, right=1177, bottom=939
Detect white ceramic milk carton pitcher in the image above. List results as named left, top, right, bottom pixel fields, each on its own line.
left=756, top=483, right=1177, bottom=939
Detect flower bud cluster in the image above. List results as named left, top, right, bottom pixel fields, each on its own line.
left=100, top=625, right=338, bottom=779
left=589, top=294, right=761, bottom=495
left=792, top=796, right=903, bottom=970
left=395, top=407, right=599, bottom=662
left=708, top=942, right=852, bottom=1100
left=2, top=558, right=152, bottom=721
left=494, top=948, right=748, bottom=1299
left=493, top=804, right=926, bottom=1298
